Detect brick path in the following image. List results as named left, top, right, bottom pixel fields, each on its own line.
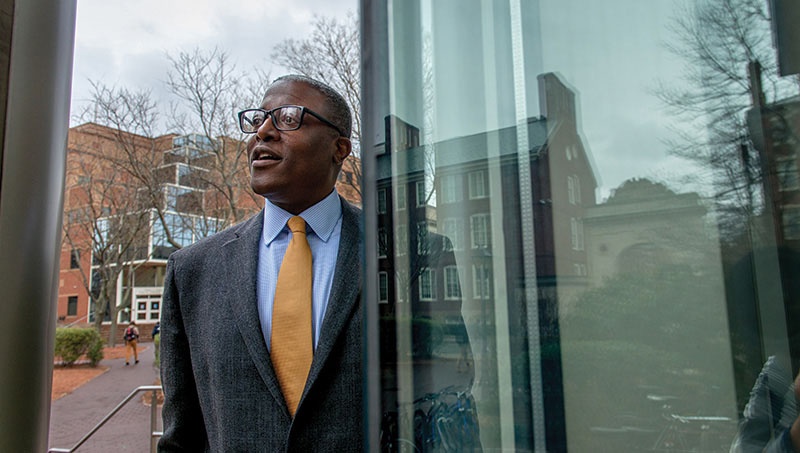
left=48, top=344, right=161, bottom=452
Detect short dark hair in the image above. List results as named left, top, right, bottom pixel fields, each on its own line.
left=271, top=74, right=352, bottom=138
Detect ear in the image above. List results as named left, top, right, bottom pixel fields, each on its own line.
left=333, top=136, right=352, bottom=166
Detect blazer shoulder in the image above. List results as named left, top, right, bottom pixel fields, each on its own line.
left=167, top=211, right=263, bottom=262
left=340, top=198, right=363, bottom=229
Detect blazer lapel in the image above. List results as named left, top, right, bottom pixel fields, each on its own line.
left=304, top=199, right=363, bottom=392
left=221, top=211, right=286, bottom=407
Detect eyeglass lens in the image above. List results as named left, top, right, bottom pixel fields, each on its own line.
left=240, top=106, right=303, bottom=133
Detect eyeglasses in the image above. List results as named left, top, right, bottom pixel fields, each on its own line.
left=237, top=105, right=344, bottom=136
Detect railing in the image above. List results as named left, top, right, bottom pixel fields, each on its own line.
left=49, top=385, right=163, bottom=453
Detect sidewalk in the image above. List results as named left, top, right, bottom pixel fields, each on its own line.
left=48, top=343, right=162, bottom=453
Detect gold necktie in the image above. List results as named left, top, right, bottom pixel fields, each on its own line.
left=271, top=216, right=313, bottom=416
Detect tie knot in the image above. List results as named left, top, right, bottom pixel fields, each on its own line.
left=287, top=216, right=306, bottom=234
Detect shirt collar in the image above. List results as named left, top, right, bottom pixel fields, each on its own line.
left=262, top=189, right=342, bottom=246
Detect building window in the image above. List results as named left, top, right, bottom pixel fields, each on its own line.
left=568, top=175, right=582, bottom=205
left=440, top=174, right=463, bottom=204
left=472, top=264, right=492, bottom=300
left=95, top=218, right=110, bottom=245
left=396, top=185, right=407, bottom=211
left=419, top=268, right=436, bottom=301
left=70, top=249, right=80, bottom=269
left=470, top=213, right=491, bottom=249
left=571, top=217, right=585, bottom=251
left=378, top=188, right=388, bottom=214
left=379, top=271, right=389, bottom=303
left=468, top=170, right=488, bottom=199
left=67, top=296, right=78, bottom=316
left=444, top=266, right=462, bottom=299
left=442, top=218, right=464, bottom=251
left=154, top=212, right=194, bottom=248
left=165, top=185, right=193, bottom=212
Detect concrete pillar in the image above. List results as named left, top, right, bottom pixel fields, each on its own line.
left=0, top=0, right=76, bottom=451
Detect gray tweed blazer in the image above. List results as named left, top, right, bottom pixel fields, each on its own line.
left=158, top=198, right=363, bottom=452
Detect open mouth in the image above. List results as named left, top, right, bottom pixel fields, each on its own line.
left=252, top=150, right=281, bottom=164
left=254, top=155, right=280, bottom=161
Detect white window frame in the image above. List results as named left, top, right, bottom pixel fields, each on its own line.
left=132, top=287, right=163, bottom=323
left=568, top=175, right=581, bottom=205
left=444, top=266, right=462, bottom=300
left=419, top=268, right=436, bottom=301
left=442, top=218, right=464, bottom=251
left=571, top=217, right=585, bottom=251
left=472, top=263, right=491, bottom=300
left=470, top=213, right=491, bottom=249
left=440, top=174, right=463, bottom=204
left=468, top=170, right=488, bottom=199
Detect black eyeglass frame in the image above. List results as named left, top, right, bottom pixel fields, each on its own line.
left=237, top=105, right=345, bottom=137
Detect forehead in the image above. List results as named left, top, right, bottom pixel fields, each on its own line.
left=260, top=81, right=327, bottom=111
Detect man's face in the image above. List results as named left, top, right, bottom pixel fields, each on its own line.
left=247, top=80, right=351, bottom=214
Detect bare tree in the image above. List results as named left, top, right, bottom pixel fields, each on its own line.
left=656, top=0, right=800, bottom=240
left=63, top=129, right=152, bottom=345
left=80, top=49, right=265, bottom=252
left=165, top=48, right=267, bottom=223
left=71, top=48, right=267, bottom=342
left=272, top=13, right=363, bottom=200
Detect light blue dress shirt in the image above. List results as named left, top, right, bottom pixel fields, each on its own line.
left=257, top=190, right=343, bottom=351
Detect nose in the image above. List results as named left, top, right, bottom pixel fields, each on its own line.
left=256, top=113, right=279, bottom=141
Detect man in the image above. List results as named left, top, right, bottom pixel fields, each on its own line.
left=123, top=320, right=139, bottom=366
left=158, top=75, right=362, bottom=452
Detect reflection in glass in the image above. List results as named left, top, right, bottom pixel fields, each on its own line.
left=365, top=0, right=800, bottom=451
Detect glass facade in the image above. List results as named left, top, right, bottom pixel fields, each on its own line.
left=362, top=0, right=800, bottom=451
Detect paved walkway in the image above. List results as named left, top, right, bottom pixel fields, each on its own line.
left=48, top=343, right=162, bottom=453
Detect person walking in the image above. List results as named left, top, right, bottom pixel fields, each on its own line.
left=123, top=321, right=140, bottom=366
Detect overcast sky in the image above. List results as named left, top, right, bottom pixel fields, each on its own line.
left=70, top=0, right=356, bottom=124
left=70, top=0, right=743, bottom=200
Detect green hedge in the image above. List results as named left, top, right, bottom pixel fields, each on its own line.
left=153, top=333, right=160, bottom=368
left=55, top=327, right=104, bottom=367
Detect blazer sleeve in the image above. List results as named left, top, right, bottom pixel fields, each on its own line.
left=158, top=255, right=209, bottom=452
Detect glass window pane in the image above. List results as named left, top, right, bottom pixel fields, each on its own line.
left=367, top=0, right=800, bottom=451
